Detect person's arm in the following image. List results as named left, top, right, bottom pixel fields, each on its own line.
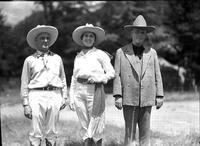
left=21, top=58, right=32, bottom=119
left=100, top=51, right=115, bottom=84
left=113, top=49, right=123, bottom=110
left=59, top=58, right=68, bottom=100
left=59, top=58, right=68, bottom=110
left=154, top=50, right=164, bottom=97
left=21, top=58, right=30, bottom=106
left=154, top=50, right=164, bottom=109
left=113, top=49, right=122, bottom=97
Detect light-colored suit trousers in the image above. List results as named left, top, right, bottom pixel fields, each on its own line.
left=74, top=82, right=105, bottom=142
left=28, top=90, right=62, bottom=146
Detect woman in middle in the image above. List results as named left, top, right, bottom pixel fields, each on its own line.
left=69, top=23, right=115, bottom=146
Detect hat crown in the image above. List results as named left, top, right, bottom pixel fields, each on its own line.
left=85, top=23, right=94, bottom=27
left=36, top=25, right=46, bottom=28
left=133, top=15, right=147, bottom=27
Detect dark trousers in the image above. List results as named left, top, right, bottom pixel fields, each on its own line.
left=123, top=106, right=152, bottom=146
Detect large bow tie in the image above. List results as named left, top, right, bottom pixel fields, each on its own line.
left=132, top=44, right=144, bottom=59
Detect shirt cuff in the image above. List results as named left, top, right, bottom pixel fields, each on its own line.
left=22, top=97, right=29, bottom=106
left=113, top=94, right=122, bottom=98
left=156, top=96, right=164, bottom=98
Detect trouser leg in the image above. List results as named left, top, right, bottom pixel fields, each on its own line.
left=138, top=106, right=152, bottom=146
left=29, top=91, right=46, bottom=146
left=123, top=106, right=139, bottom=146
left=74, top=84, right=96, bottom=141
left=45, top=90, right=62, bottom=146
left=75, top=93, right=90, bottom=141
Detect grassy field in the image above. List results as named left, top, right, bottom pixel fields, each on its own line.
left=1, top=117, right=199, bottom=146
left=1, top=88, right=200, bottom=146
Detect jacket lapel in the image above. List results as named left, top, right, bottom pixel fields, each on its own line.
left=141, top=47, right=152, bottom=78
left=122, top=44, right=140, bottom=76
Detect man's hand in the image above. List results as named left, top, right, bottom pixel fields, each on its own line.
left=115, top=96, right=123, bottom=110
left=156, top=97, right=164, bottom=109
left=24, top=105, right=32, bottom=119
left=60, top=98, right=67, bottom=111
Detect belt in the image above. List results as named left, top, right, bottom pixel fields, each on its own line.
left=33, top=85, right=60, bottom=91
left=77, top=78, right=88, bottom=84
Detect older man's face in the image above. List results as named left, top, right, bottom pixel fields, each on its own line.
left=35, top=32, right=51, bottom=52
left=131, top=28, right=147, bottom=47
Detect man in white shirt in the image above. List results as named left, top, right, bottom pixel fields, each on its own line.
left=21, top=25, right=68, bottom=146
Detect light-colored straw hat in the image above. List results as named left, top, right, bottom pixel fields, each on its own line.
left=27, top=25, right=58, bottom=49
left=72, top=23, right=105, bottom=46
left=124, top=15, right=155, bottom=33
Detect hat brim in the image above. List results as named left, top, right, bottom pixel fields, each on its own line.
left=72, top=26, right=105, bottom=46
left=124, top=25, right=155, bottom=33
left=27, top=26, right=58, bottom=49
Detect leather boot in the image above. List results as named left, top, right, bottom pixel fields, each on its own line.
left=96, top=139, right=102, bottom=146
left=45, top=138, right=56, bottom=146
left=91, top=139, right=102, bottom=146
left=84, top=138, right=92, bottom=146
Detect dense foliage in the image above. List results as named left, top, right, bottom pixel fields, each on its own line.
left=0, top=1, right=199, bottom=90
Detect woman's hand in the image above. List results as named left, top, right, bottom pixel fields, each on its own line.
left=87, top=77, right=95, bottom=84
left=60, top=98, right=67, bottom=111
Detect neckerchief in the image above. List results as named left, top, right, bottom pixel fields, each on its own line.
left=132, top=44, right=145, bottom=59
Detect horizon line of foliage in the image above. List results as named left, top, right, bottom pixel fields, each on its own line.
left=0, top=1, right=199, bottom=89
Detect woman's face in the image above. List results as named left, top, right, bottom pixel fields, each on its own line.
left=81, top=32, right=96, bottom=47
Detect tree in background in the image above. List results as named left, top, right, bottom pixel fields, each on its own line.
left=1, top=1, right=198, bottom=91
left=167, top=0, right=200, bottom=89
left=0, top=9, right=13, bottom=77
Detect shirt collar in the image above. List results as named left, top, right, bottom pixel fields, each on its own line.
left=78, top=47, right=96, bottom=56
left=34, top=50, right=53, bottom=58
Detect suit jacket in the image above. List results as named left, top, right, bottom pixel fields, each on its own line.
left=113, top=43, right=164, bottom=107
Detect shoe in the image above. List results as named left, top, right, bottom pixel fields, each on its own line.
left=84, top=138, right=92, bottom=146
left=45, top=138, right=56, bottom=146
left=91, top=139, right=102, bottom=146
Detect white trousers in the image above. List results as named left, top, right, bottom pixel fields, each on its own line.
left=74, top=82, right=105, bottom=142
left=28, top=90, right=62, bottom=146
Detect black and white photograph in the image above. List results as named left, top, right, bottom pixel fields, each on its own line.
left=0, top=1, right=199, bottom=146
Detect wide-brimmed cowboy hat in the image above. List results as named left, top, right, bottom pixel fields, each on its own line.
left=124, top=15, right=155, bottom=33
left=27, top=25, right=58, bottom=49
left=72, top=23, right=105, bottom=46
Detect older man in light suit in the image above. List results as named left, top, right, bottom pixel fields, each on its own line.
left=113, top=15, right=164, bottom=146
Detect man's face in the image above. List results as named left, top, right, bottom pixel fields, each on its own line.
left=131, top=28, right=147, bottom=46
left=35, top=32, right=51, bottom=52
